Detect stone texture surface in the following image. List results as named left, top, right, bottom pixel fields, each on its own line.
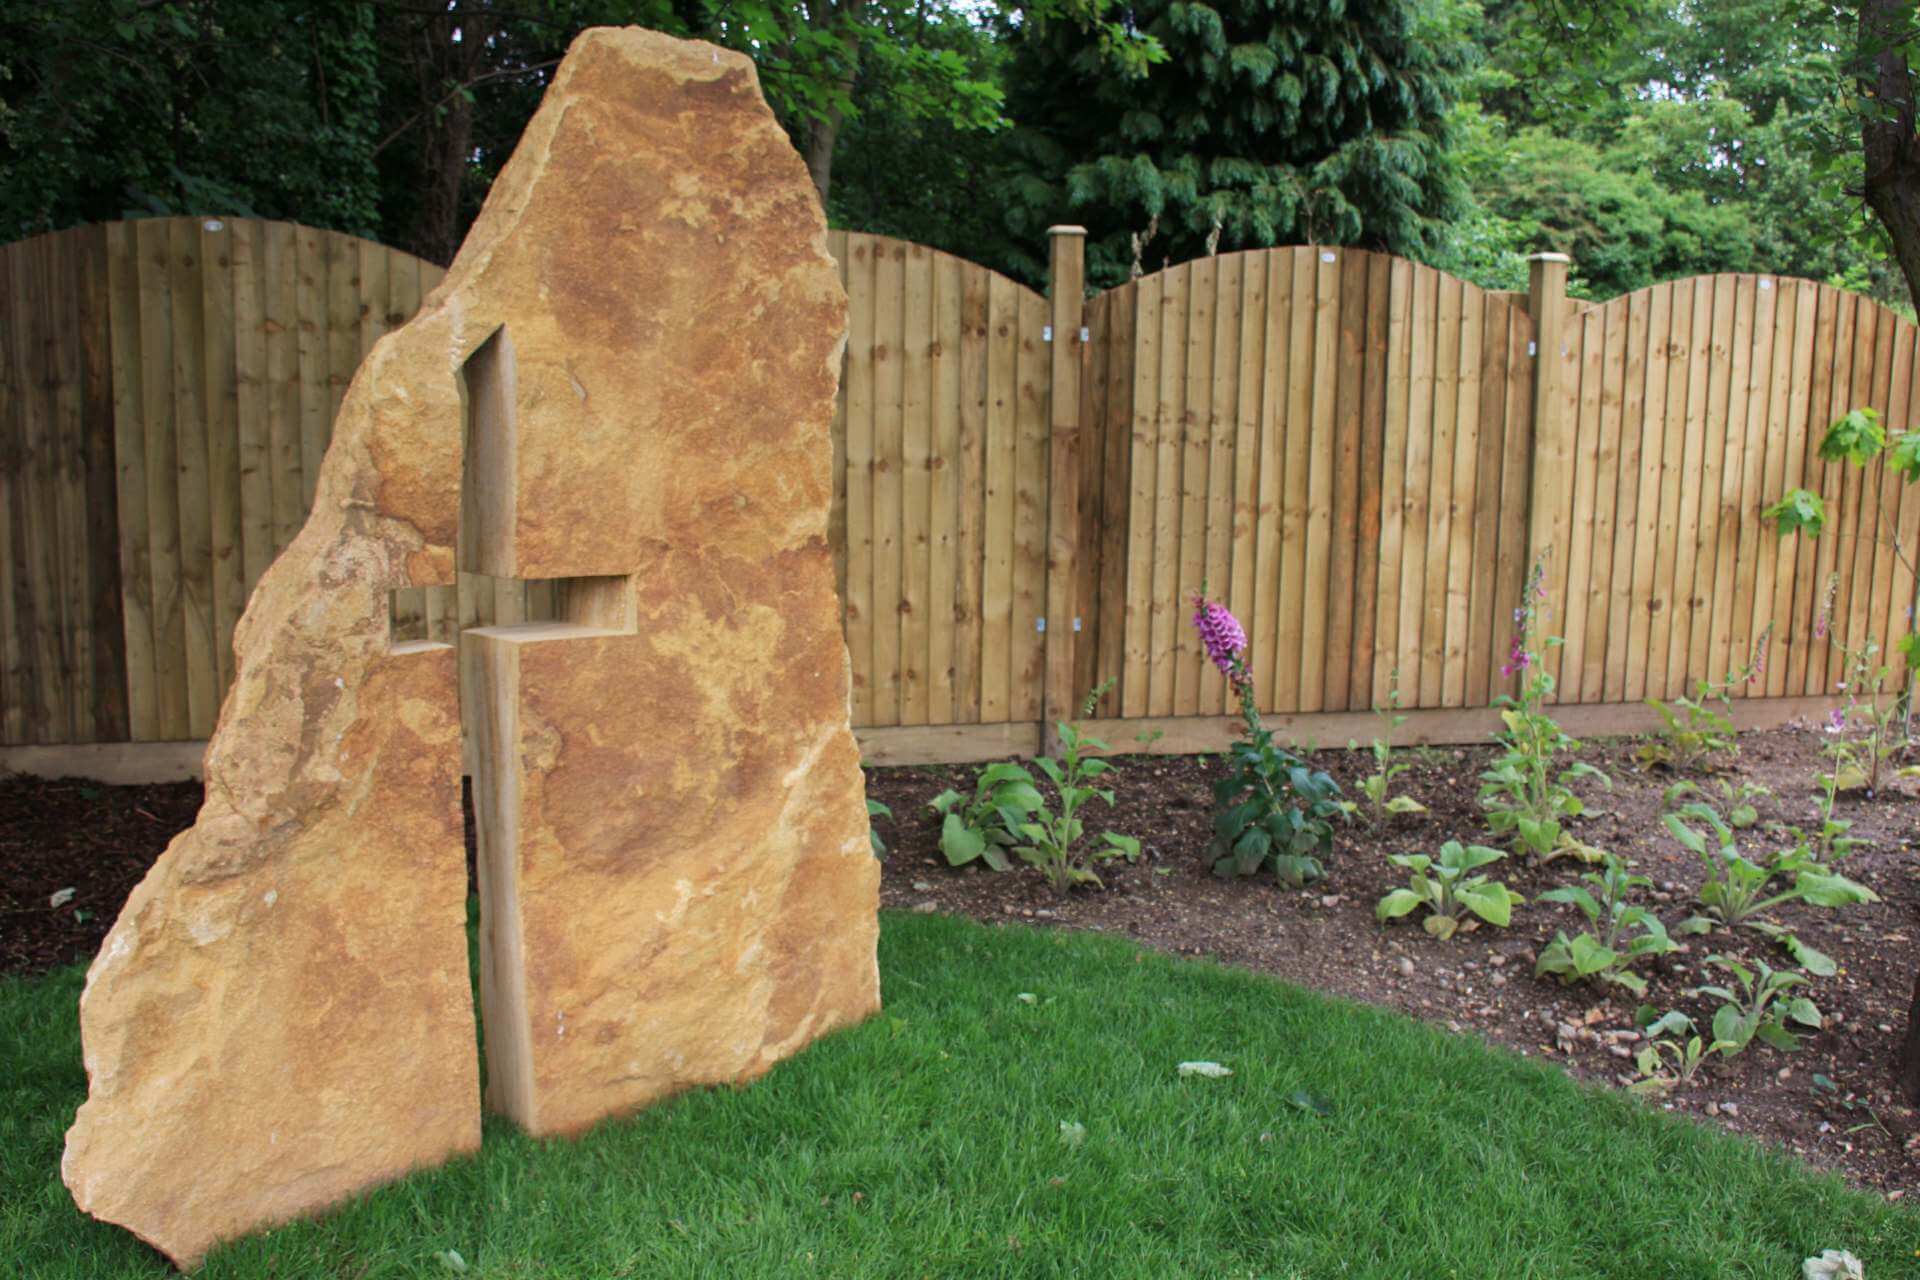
left=64, top=25, right=876, bottom=1267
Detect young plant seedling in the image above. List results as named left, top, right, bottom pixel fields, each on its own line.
left=1375, top=841, right=1523, bottom=939
left=1691, top=955, right=1823, bottom=1054
left=1638, top=628, right=1767, bottom=774
left=928, top=762, right=1045, bottom=871
left=866, top=798, right=892, bottom=860
left=1661, top=777, right=1769, bottom=829
left=1535, top=853, right=1675, bottom=995
left=1014, top=721, right=1140, bottom=891
left=1664, top=801, right=1876, bottom=973
left=1356, top=670, right=1427, bottom=824
left=1630, top=1008, right=1728, bottom=1095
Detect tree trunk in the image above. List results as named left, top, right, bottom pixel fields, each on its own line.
left=1857, top=0, right=1920, bottom=1103
left=804, top=108, right=845, bottom=205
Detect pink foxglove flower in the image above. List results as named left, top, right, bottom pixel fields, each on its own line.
left=1500, top=634, right=1532, bottom=678
left=1191, top=594, right=1247, bottom=677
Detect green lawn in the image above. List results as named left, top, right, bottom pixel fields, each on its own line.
left=5, top=911, right=1917, bottom=1279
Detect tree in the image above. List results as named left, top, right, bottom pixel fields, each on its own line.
left=0, top=0, right=381, bottom=242
left=998, top=0, right=1474, bottom=287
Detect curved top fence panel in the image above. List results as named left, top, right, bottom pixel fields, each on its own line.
left=1542, top=272, right=1919, bottom=708
left=0, top=217, right=444, bottom=745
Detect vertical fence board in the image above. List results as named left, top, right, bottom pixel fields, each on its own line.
left=1174, top=258, right=1214, bottom=716
left=1256, top=252, right=1291, bottom=709
left=954, top=263, right=989, bottom=723
left=1353, top=254, right=1392, bottom=706
left=1373, top=258, right=1412, bottom=704
left=899, top=244, right=933, bottom=726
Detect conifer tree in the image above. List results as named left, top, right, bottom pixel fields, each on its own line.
left=1001, top=0, right=1474, bottom=285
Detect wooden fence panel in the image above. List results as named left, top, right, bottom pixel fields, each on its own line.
left=5, top=223, right=1917, bottom=756
left=823, top=232, right=1048, bottom=729
left=1560, top=276, right=1920, bottom=707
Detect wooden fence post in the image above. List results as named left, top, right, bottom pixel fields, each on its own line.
left=1523, top=251, right=1572, bottom=685
left=1042, top=226, right=1087, bottom=753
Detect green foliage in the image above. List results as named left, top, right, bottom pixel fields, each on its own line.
left=1691, top=955, right=1823, bottom=1055
left=928, top=762, right=1046, bottom=871
left=1375, top=841, right=1522, bottom=940
left=1535, top=854, right=1675, bottom=995
left=1355, top=670, right=1426, bottom=823
left=0, top=0, right=384, bottom=241
left=1638, top=628, right=1766, bottom=772
left=1209, top=730, right=1344, bottom=888
left=1000, top=0, right=1473, bottom=286
left=1822, top=634, right=1911, bottom=798
left=1761, top=488, right=1828, bottom=538
left=1481, top=562, right=1611, bottom=861
left=1664, top=803, right=1876, bottom=955
left=866, top=797, right=893, bottom=859
left=1660, top=777, right=1769, bottom=830
left=1629, top=1008, right=1721, bottom=1095
left=1820, top=407, right=1889, bottom=466
left=1012, top=722, right=1139, bottom=890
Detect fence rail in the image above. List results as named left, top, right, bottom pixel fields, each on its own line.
left=1, top=218, right=1912, bottom=765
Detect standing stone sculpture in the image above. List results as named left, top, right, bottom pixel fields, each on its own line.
left=63, top=26, right=880, bottom=1269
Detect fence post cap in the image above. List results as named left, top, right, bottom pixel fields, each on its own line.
left=1527, top=251, right=1572, bottom=264
left=1046, top=225, right=1088, bottom=237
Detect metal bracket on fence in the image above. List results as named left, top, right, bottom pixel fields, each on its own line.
left=1072, top=617, right=1082, bottom=632
left=1036, top=617, right=1046, bottom=633
left=1079, top=327, right=1090, bottom=343
left=1042, top=325, right=1053, bottom=342
left=1528, top=341, right=1538, bottom=358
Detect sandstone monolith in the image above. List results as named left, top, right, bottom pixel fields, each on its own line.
left=65, top=26, right=878, bottom=1268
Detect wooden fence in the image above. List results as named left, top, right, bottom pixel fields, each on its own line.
left=1, top=218, right=1913, bottom=770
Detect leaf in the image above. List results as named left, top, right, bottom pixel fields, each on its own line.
left=1787, top=997, right=1823, bottom=1028
left=940, top=814, right=987, bottom=867
left=48, top=887, right=75, bottom=909
left=1422, top=914, right=1459, bottom=939
left=1568, top=933, right=1618, bottom=976
left=1457, top=881, right=1516, bottom=927
left=1712, top=1004, right=1746, bottom=1049
left=1793, top=870, right=1878, bottom=907
left=437, top=1250, right=470, bottom=1274
left=928, top=789, right=963, bottom=815
left=1376, top=888, right=1424, bottom=921
left=1674, top=913, right=1716, bottom=936
left=1384, top=795, right=1428, bottom=814
left=1231, top=826, right=1271, bottom=874
left=1819, top=406, right=1887, bottom=466
left=1662, top=811, right=1708, bottom=854
left=1890, top=428, right=1920, bottom=479
left=1782, top=934, right=1837, bottom=977
left=1284, top=1089, right=1332, bottom=1117
left=1058, top=1120, right=1087, bottom=1148
left=1762, top=488, right=1827, bottom=538
left=1101, top=831, right=1141, bottom=861
left=1176, top=1061, right=1233, bottom=1078
left=1016, top=992, right=1038, bottom=1004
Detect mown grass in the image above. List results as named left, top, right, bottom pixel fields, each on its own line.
left=5, top=910, right=1917, bottom=1278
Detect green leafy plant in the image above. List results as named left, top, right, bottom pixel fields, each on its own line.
left=1629, top=1009, right=1725, bottom=1095
left=1480, top=555, right=1612, bottom=861
left=866, top=798, right=892, bottom=859
left=1690, top=955, right=1823, bottom=1054
left=1639, top=627, right=1769, bottom=773
left=1535, top=853, right=1675, bottom=995
left=1822, top=630, right=1911, bottom=799
left=1192, top=592, right=1346, bottom=888
left=1763, top=406, right=1920, bottom=736
left=1013, top=721, right=1140, bottom=891
left=928, top=762, right=1044, bottom=871
left=1660, top=777, right=1769, bottom=829
left=1665, top=802, right=1876, bottom=970
left=1375, top=841, right=1523, bottom=939
left=1355, top=669, right=1427, bottom=823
